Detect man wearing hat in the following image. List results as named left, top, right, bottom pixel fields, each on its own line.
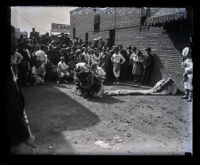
left=57, top=56, right=70, bottom=84
left=141, top=47, right=154, bottom=85
left=181, top=46, right=193, bottom=102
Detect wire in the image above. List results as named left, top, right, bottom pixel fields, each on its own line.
left=13, top=9, right=47, bottom=33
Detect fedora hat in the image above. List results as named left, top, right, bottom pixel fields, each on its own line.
left=145, top=47, right=151, bottom=51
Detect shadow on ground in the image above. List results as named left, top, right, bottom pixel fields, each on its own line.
left=86, top=95, right=125, bottom=104
left=22, top=84, right=100, bottom=154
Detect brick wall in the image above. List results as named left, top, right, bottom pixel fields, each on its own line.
left=115, top=26, right=187, bottom=90
left=70, top=7, right=141, bottom=41
left=70, top=7, right=192, bottom=90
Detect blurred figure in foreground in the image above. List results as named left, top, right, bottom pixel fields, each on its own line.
left=7, top=25, right=36, bottom=154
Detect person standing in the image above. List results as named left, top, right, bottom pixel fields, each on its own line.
left=181, top=46, right=193, bottom=102
left=99, top=47, right=109, bottom=73
left=119, top=45, right=129, bottom=81
left=141, top=47, right=154, bottom=85
left=126, top=46, right=133, bottom=80
left=91, top=48, right=100, bottom=64
left=130, top=47, right=143, bottom=85
left=111, top=47, right=126, bottom=85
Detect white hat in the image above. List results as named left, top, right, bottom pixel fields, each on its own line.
left=182, top=47, right=189, bottom=57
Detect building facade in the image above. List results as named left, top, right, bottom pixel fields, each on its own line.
left=70, top=7, right=192, bottom=90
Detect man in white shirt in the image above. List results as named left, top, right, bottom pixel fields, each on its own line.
left=111, top=47, right=126, bottom=85
left=181, top=46, right=193, bottom=102
left=91, top=62, right=106, bottom=84
left=57, top=56, right=70, bottom=84
left=91, top=62, right=106, bottom=97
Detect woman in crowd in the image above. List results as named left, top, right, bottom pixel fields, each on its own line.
left=126, top=46, right=133, bottom=80
left=130, top=47, right=143, bottom=85
left=91, top=48, right=100, bottom=64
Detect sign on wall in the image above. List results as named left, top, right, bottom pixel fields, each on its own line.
left=51, top=23, right=70, bottom=33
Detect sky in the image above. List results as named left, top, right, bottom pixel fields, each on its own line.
left=11, top=6, right=78, bottom=36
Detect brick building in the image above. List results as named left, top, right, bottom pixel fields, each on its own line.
left=70, top=7, right=193, bottom=90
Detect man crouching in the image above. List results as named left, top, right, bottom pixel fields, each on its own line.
left=57, top=56, right=70, bottom=84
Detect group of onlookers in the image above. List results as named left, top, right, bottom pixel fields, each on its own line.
left=12, top=30, right=155, bottom=87
left=56, top=44, right=154, bottom=86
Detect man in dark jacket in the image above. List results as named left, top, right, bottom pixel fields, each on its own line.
left=119, top=45, right=129, bottom=81
left=141, top=47, right=154, bottom=85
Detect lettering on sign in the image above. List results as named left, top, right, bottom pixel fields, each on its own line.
left=51, top=23, right=70, bottom=33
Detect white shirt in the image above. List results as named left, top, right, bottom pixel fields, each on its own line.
left=111, top=53, right=126, bottom=64
left=183, top=58, right=193, bottom=74
left=36, top=50, right=48, bottom=64
left=82, top=52, right=90, bottom=64
left=57, top=61, right=69, bottom=72
left=96, top=66, right=106, bottom=77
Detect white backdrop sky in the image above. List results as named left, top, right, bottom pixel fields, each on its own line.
left=11, top=6, right=78, bottom=36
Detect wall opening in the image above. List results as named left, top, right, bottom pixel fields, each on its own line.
left=73, top=28, right=76, bottom=39
left=94, top=14, right=100, bottom=32
left=109, top=29, right=115, bottom=47
left=85, top=33, right=88, bottom=43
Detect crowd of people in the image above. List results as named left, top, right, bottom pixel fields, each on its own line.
left=7, top=25, right=193, bottom=154
left=12, top=28, right=154, bottom=87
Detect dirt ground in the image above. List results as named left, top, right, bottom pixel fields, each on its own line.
left=19, top=81, right=192, bottom=155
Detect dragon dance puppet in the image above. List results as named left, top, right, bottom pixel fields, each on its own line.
left=74, top=62, right=178, bottom=97
left=105, top=78, right=178, bottom=96
left=74, top=62, right=104, bottom=97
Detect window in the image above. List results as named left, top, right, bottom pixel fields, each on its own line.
left=73, top=28, right=76, bottom=39
left=94, top=14, right=100, bottom=32
left=85, top=33, right=88, bottom=43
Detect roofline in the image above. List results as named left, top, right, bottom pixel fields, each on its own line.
left=70, top=7, right=84, bottom=14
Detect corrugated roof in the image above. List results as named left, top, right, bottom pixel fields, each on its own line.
left=146, top=8, right=187, bottom=26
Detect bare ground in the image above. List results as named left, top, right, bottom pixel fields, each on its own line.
left=19, top=82, right=192, bottom=155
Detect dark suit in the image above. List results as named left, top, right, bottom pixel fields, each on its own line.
left=6, top=68, right=30, bottom=146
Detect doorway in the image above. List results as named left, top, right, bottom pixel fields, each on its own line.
left=109, top=29, right=115, bottom=47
